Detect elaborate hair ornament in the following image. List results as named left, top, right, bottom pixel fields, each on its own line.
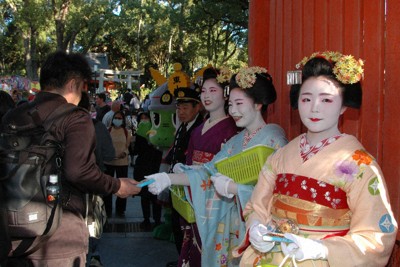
left=236, top=66, right=268, bottom=89
left=216, top=66, right=232, bottom=84
left=291, top=51, right=364, bottom=85
left=333, top=55, right=364, bottom=84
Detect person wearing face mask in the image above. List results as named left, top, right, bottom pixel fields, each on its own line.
left=145, top=66, right=288, bottom=267
left=103, top=110, right=133, bottom=217
left=237, top=52, right=397, bottom=267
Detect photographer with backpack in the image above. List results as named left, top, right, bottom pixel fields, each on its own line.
left=0, top=91, right=15, bottom=266
left=0, top=51, right=141, bottom=266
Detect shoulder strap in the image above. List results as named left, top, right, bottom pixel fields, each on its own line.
left=11, top=200, right=61, bottom=257
left=29, top=103, right=82, bottom=132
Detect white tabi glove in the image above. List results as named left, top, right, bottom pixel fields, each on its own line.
left=281, top=233, right=328, bottom=261
left=210, top=173, right=236, bottom=198
left=145, top=172, right=171, bottom=195
left=249, top=221, right=276, bottom=253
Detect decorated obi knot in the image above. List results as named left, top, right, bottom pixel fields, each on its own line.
left=272, top=174, right=351, bottom=234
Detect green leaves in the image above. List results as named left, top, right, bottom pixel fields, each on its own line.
left=0, top=0, right=249, bottom=84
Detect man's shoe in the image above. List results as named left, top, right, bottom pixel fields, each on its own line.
left=166, top=260, right=178, bottom=267
left=89, top=255, right=103, bottom=267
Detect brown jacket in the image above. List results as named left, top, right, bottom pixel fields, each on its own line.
left=7, top=92, right=120, bottom=260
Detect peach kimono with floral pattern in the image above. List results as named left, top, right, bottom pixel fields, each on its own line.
left=235, top=134, right=397, bottom=267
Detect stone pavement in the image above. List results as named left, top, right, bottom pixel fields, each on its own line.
left=91, top=164, right=178, bottom=267
left=93, top=195, right=178, bottom=267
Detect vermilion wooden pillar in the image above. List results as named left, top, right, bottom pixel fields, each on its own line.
left=383, top=0, right=400, bottom=243
left=248, top=0, right=270, bottom=68
left=249, top=0, right=400, bottom=257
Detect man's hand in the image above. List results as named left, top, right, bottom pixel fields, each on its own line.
left=115, top=178, right=141, bottom=198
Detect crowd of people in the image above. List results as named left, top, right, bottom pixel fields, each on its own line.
left=0, top=50, right=398, bottom=267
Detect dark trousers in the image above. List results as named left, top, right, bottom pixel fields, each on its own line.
left=171, top=204, right=184, bottom=253
left=104, top=164, right=128, bottom=216
left=140, top=190, right=162, bottom=223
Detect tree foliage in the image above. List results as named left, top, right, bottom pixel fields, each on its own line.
left=0, top=0, right=248, bottom=86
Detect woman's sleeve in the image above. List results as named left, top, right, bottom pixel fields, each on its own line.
left=323, top=160, right=397, bottom=266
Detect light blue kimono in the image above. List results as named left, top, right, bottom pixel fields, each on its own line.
left=183, top=124, right=287, bottom=266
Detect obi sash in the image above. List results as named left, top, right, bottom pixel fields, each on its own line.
left=272, top=173, right=351, bottom=237
left=192, top=149, right=215, bottom=165
left=185, top=150, right=215, bottom=206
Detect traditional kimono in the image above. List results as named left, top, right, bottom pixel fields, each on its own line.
left=184, top=124, right=287, bottom=267
left=186, top=117, right=238, bottom=166
left=178, top=116, right=238, bottom=267
left=237, top=134, right=397, bottom=267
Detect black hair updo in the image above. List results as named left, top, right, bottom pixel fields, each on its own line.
left=202, top=67, right=230, bottom=89
left=229, top=71, right=277, bottom=113
left=290, top=57, right=362, bottom=109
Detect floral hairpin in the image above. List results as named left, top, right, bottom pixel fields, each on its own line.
left=216, top=67, right=232, bottom=84
left=236, top=66, right=268, bottom=89
left=296, top=51, right=364, bottom=84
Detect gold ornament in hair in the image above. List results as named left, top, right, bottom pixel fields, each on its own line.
left=216, top=67, right=232, bottom=84
left=235, top=66, right=268, bottom=89
left=296, top=51, right=364, bottom=84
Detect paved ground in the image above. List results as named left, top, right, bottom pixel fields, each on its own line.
left=91, top=166, right=178, bottom=267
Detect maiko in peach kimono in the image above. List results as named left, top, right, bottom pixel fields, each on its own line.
left=235, top=133, right=397, bottom=267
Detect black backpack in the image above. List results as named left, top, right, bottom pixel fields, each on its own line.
left=0, top=102, right=79, bottom=257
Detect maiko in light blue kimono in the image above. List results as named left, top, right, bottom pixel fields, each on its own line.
left=183, top=124, right=287, bottom=267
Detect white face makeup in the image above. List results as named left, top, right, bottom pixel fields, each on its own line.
left=228, top=88, right=260, bottom=131
left=298, top=76, right=347, bottom=140
left=200, top=79, right=225, bottom=113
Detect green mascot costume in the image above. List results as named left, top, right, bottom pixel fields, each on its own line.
left=147, top=63, right=192, bottom=240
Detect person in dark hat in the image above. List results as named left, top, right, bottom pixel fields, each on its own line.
left=163, top=86, right=204, bottom=267
left=166, top=86, right=203, bottom=167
